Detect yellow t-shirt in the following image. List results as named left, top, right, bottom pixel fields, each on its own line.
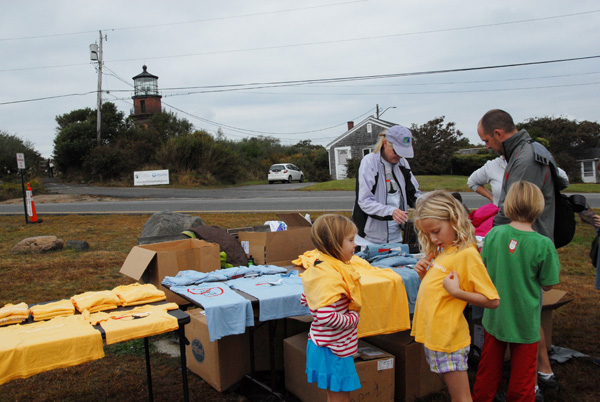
left=90, top=303, right=179, bottom=345
left=112, top=283, right=166, bottom=307
left=411, top=245, right=499, bottom=353
left=297, top=249, right=411, bottom=337
left=0, top=315, right=104, bottom=385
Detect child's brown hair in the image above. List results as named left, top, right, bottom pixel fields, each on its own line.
left=311, top=214, right=357, bottom=262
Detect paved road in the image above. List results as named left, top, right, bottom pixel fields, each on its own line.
left=1, top=181, right=599, bottom=215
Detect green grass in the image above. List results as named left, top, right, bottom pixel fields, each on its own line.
left=301, top=175, right=600, bottom=193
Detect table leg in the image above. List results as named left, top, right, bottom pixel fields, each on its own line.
left=177, top=325, right=190, bottom=402
left=144, top=337, right=154, bottom=402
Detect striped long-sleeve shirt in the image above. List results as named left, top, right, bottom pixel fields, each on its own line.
left=300, top=293, right=359, bottom=357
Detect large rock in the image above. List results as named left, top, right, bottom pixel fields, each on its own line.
left=12, top=236, right=64, bottom=254
left=141, top=211, right=205, bottom=238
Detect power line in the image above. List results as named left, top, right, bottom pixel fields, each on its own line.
left=3, top=54, right=600, bottom=106
left=162, top=99, right=375, bottom=137
left=0, top=1, right=368, bottom=41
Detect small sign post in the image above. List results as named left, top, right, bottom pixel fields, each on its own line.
left=16, top=153, right=28, bottom=224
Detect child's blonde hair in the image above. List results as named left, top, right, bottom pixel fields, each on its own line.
left=414, top=190, right=476, bottom=256
left=504, top=181, right=544, bottom=223
left=311, top=214, right=357, bottom=262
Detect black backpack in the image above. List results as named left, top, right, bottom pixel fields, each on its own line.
left=531, top=140, right=588, bottom=248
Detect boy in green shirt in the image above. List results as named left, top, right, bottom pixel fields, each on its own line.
left=472, top=181, right=561, bottom=402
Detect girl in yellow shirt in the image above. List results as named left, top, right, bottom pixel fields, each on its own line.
left=411, top=190, right=500, bottom=402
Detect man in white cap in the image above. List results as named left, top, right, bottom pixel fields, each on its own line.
left=352, top=125, right=421, bottom=247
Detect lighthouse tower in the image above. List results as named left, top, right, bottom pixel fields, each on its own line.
left=130, top=65, right=162, bottom=124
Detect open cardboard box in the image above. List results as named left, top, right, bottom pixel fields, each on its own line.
left=238, top=213, right=313, bottom=266
left=120, top=238, right=220, bottom=304
left=364, top=330, right=445, bottom=401
left=284, top=332, right=395, bottom=402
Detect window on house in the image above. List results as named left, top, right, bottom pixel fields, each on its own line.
left=367, top=123, right=372, bottom=134
left=362, top=147, right=373, bottom=156
left=583, top=161, right=594, bottom=177
left=140, top=100, right=146, bottom=113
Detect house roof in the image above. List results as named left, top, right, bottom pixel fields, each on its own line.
left=573, top=147, right=600, bottom=161
left=325, top=116, right=397, bottom=149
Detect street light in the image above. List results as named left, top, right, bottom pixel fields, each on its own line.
left=376, top=104, right=396, bottom=119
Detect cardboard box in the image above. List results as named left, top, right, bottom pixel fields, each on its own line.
left=238, top=227, right=313, bottom=266
left=120, top=238, right=220, bottom=304
left=541, top=289, right=573, bottom=351
left=185, top=308, right=251, bottom=392
left=284, top=332, right=395, bottom=402
left=364, top=330, right=445, bottom=401
left=285, top=315, right=313, bottom=338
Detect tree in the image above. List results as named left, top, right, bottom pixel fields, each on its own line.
left=410, top=117, right=471, bottom=175
left=0, top=130, right=42, bottom=180
left=53, top=102, right=127, bottom=173
left=517, top=117, right=600, bottom=182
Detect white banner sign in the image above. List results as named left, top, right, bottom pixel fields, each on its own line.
left=134, top=169, right=170, bottom=186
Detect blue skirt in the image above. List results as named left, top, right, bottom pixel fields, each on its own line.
left=305, top=339, right=361, bottom=392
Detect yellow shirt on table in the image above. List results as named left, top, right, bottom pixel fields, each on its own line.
left=30, top=299, right=75, bottom=321
left=0, top=315, right=104, bottom=385
left=112, top=283, right=166, bottom=307
left=71, top=290, right=120, bottom=313
left=87, top=303, right=179, bottom=345
left=411, top=245, right=499, bottom=353
left=0, top=302, right=29, bottom=326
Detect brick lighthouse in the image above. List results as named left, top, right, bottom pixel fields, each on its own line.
left=130, top=65, right=162, bottom=124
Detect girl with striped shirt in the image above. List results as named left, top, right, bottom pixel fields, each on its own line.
left=300, top=214, right=363, bottom=402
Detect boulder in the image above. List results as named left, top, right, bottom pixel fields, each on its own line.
left=66, top=240, right=90, bottom=250
left=12, top=236, right=64, bottom=254
left=140, top=211, right=205, bottom=238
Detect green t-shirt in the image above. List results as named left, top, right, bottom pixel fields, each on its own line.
left=481, top=224, right=560, bottom=343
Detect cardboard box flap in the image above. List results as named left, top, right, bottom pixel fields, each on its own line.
left=120, top=246, right=157, bottom=280
left=277, top=213, right=312, bottom=228
left=542, top=289, right=573, bottom=311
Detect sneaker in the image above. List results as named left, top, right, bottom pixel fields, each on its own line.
left=535, top=387, right=544, bottom=402
left=538, top=372, right=560, bottom=390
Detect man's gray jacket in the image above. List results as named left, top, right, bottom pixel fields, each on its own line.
left=494, top=129, right=560, bottom=242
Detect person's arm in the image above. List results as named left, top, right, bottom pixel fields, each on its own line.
left=542, top=284, right=554, bottom=291
left=468, top=163, right=494, bottom=202
left=442, top=271, right=499, bottom=309
left=314, top=304, right=359, bottom=330
left=475, top=186, right=494, bottom=203
left=414, top=253, right=434, bottom=280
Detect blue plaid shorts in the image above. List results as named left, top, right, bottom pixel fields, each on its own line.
left=423, top=345, right=470, bottom=374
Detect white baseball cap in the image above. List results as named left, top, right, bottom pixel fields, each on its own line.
left=386, top=125, right=414, bottom=158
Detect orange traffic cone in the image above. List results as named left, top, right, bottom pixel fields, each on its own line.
left=26, top=183, right=42, bottom=224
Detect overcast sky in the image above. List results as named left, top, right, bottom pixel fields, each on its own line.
left=2, top=0, right=600, bottom=158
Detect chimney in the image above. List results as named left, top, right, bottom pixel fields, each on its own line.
left=347, top=121, right=354, bottom=131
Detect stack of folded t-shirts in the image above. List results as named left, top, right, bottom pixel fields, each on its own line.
left=111, top=283, right=166, bottom=306
left=29, top=299, right=75, bottom=321
left=0, top=303, right=29, bottom=326
left=71, top=290, right=121, bottom=313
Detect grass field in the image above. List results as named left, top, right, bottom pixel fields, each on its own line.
left=301, top=175, right=600, bottom=193
left=1, top=208, right=599, bottom=401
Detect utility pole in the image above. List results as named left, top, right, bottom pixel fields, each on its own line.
left=96, top=30, right=104, bottom=144
left=376, top=104, right=380, bottom=119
